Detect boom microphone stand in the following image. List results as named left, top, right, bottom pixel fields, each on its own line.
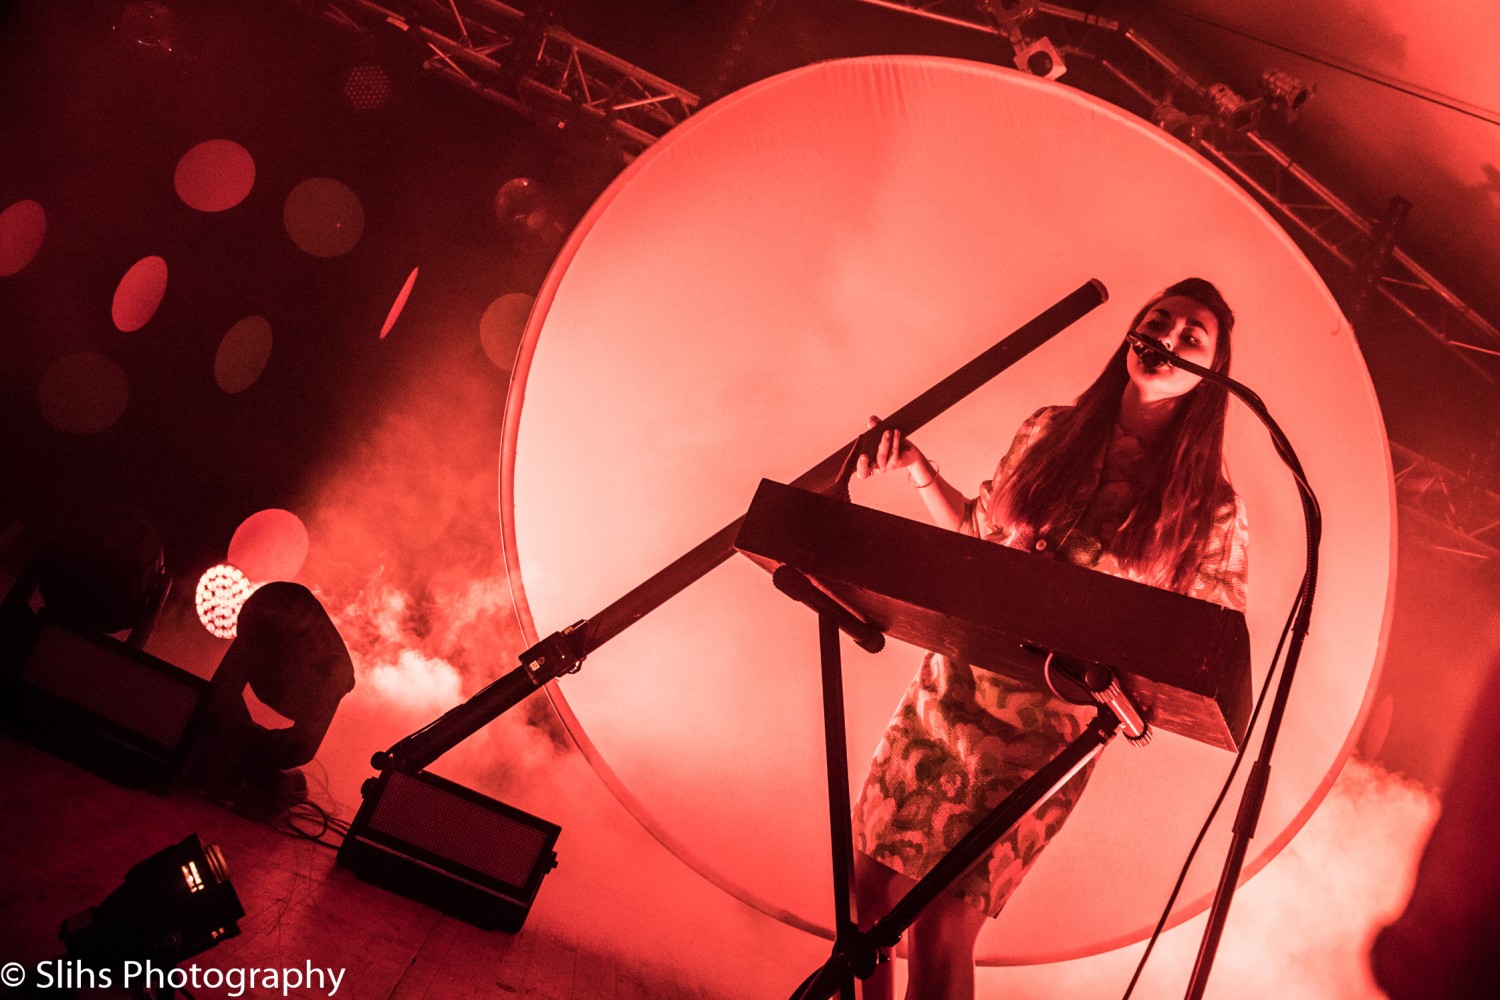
left=1126, top=332, right=1323, bottom=1000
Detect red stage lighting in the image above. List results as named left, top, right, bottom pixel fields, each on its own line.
left=195, top=564, right=254, bottom=639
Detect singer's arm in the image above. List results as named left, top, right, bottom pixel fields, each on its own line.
left=907, top=454, right=967, bottom=530
left=855, top=418, right=967, bottom=530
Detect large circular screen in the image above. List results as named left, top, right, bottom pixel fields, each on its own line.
left=502, top=56, right=1393, bottom=962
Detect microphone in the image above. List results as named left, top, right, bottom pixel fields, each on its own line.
left=1127, top=332, right=1173, bottom=370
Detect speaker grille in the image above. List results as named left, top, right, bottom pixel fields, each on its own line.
left=370, top=771, right=550, bottom=890
left=21, top=622, right=203, bottom=748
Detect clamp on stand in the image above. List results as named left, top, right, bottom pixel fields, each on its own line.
left=1043, top=651, right=1153, bottom=748
left=371, top=620, right=588, bottom=772
left=516, top=622, right=590, bottom=683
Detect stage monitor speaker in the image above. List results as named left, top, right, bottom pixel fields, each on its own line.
left=1, top=612, right=211, bottom=791
left=337, top=767, right=560, bottom=932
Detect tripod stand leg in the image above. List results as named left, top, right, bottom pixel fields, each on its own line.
left=819, top=613, right=858, bottom=1000
left=792, top=706, right=1121, bottom=999
left=874, top=707, right=1118, bottom=940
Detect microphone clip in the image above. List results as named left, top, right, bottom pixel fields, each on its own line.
left=1127, top=332, right=1173, bottom=371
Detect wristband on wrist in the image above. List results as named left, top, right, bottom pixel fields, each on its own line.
left=909, top=461, right=938, bottom=489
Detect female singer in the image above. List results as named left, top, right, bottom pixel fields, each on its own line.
left=850, top=278, right=1249, bottom=1000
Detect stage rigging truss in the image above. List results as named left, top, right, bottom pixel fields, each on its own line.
left=305, top=0, right=1500, bottom=562
left=314, top=0, right=699, bottom=155
left=857, top=0, right=1500, bottom=386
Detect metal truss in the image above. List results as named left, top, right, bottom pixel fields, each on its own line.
left=855, top=0, right=1500, bottom=387
left=309, top=0, right=1499, bottom=537
left=314, top=0, right=699, bottom=156
left=311, top=0, right=1498, bottom=375
left=1392, top=444, right=1500, bottom=562
left=1091, top=27, right=1500, bottom=385
left=855, top=0, right=1500, bottom=551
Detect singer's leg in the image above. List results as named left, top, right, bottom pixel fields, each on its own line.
left=906, top=893, right=987, bottom=1000
left=855, top=850, right=988, bottom=1000
left=854, top=852, right=912, bottom=1000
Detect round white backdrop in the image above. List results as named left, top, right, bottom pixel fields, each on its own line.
left=501, top=56, right=1393, bottom=962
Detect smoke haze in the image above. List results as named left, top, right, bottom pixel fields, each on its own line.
left=286, top=338, right=1443, bottom=998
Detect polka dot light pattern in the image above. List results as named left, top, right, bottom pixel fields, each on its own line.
left=37, top=352, right=129, bottom=434
left=381, top=267, right=419, bottom=338
left=480, top=292, right=534, bottom=371
left=112, top=255, right=169, bottom=332
left=214, top=316, right=273, bottom=393
left=227, top=508, right=309, bottom=582
left=0, top=199, right=46, bottom=276
left=174, top=139, right=256, bottom=212
left=284, top=178, right=364, bottom=258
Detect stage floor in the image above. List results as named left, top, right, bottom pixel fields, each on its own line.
left=0, top=733, right=827, bottom=1000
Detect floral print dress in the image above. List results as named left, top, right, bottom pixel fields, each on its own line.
left=851, top=406, right=1250, bottom=917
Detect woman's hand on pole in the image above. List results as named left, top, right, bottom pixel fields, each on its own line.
left=855, top=416, right=932, bottom=484
left=854, top=416, right=965, bottom=530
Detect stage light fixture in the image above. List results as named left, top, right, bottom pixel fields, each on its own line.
left=1012, top=37, right=1066, bottom=81
left=1261, top=68, right=1315, bottom=122
left=342, top=62, right=393, bottom=111
left=1150, top=103, right=1211, bottom=147
left=0, top=510, right=170, bottom=657
left=195, top=564, right=255, bottom=639
left=336, top=18, right=425, bottom=113
left=339, top=767, right=560, bottom=931
left=61, top=834, right=244, bottom=971
left=2, top=613, right=211, bottom=791
left=980, top=0, right=1039, bottom=32
left=184, top=583, right=355, bottom=815
left=1207, top=82, right=1257, bottom=133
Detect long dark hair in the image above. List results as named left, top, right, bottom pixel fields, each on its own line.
left=993, top=278, right=1235, bottom=592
